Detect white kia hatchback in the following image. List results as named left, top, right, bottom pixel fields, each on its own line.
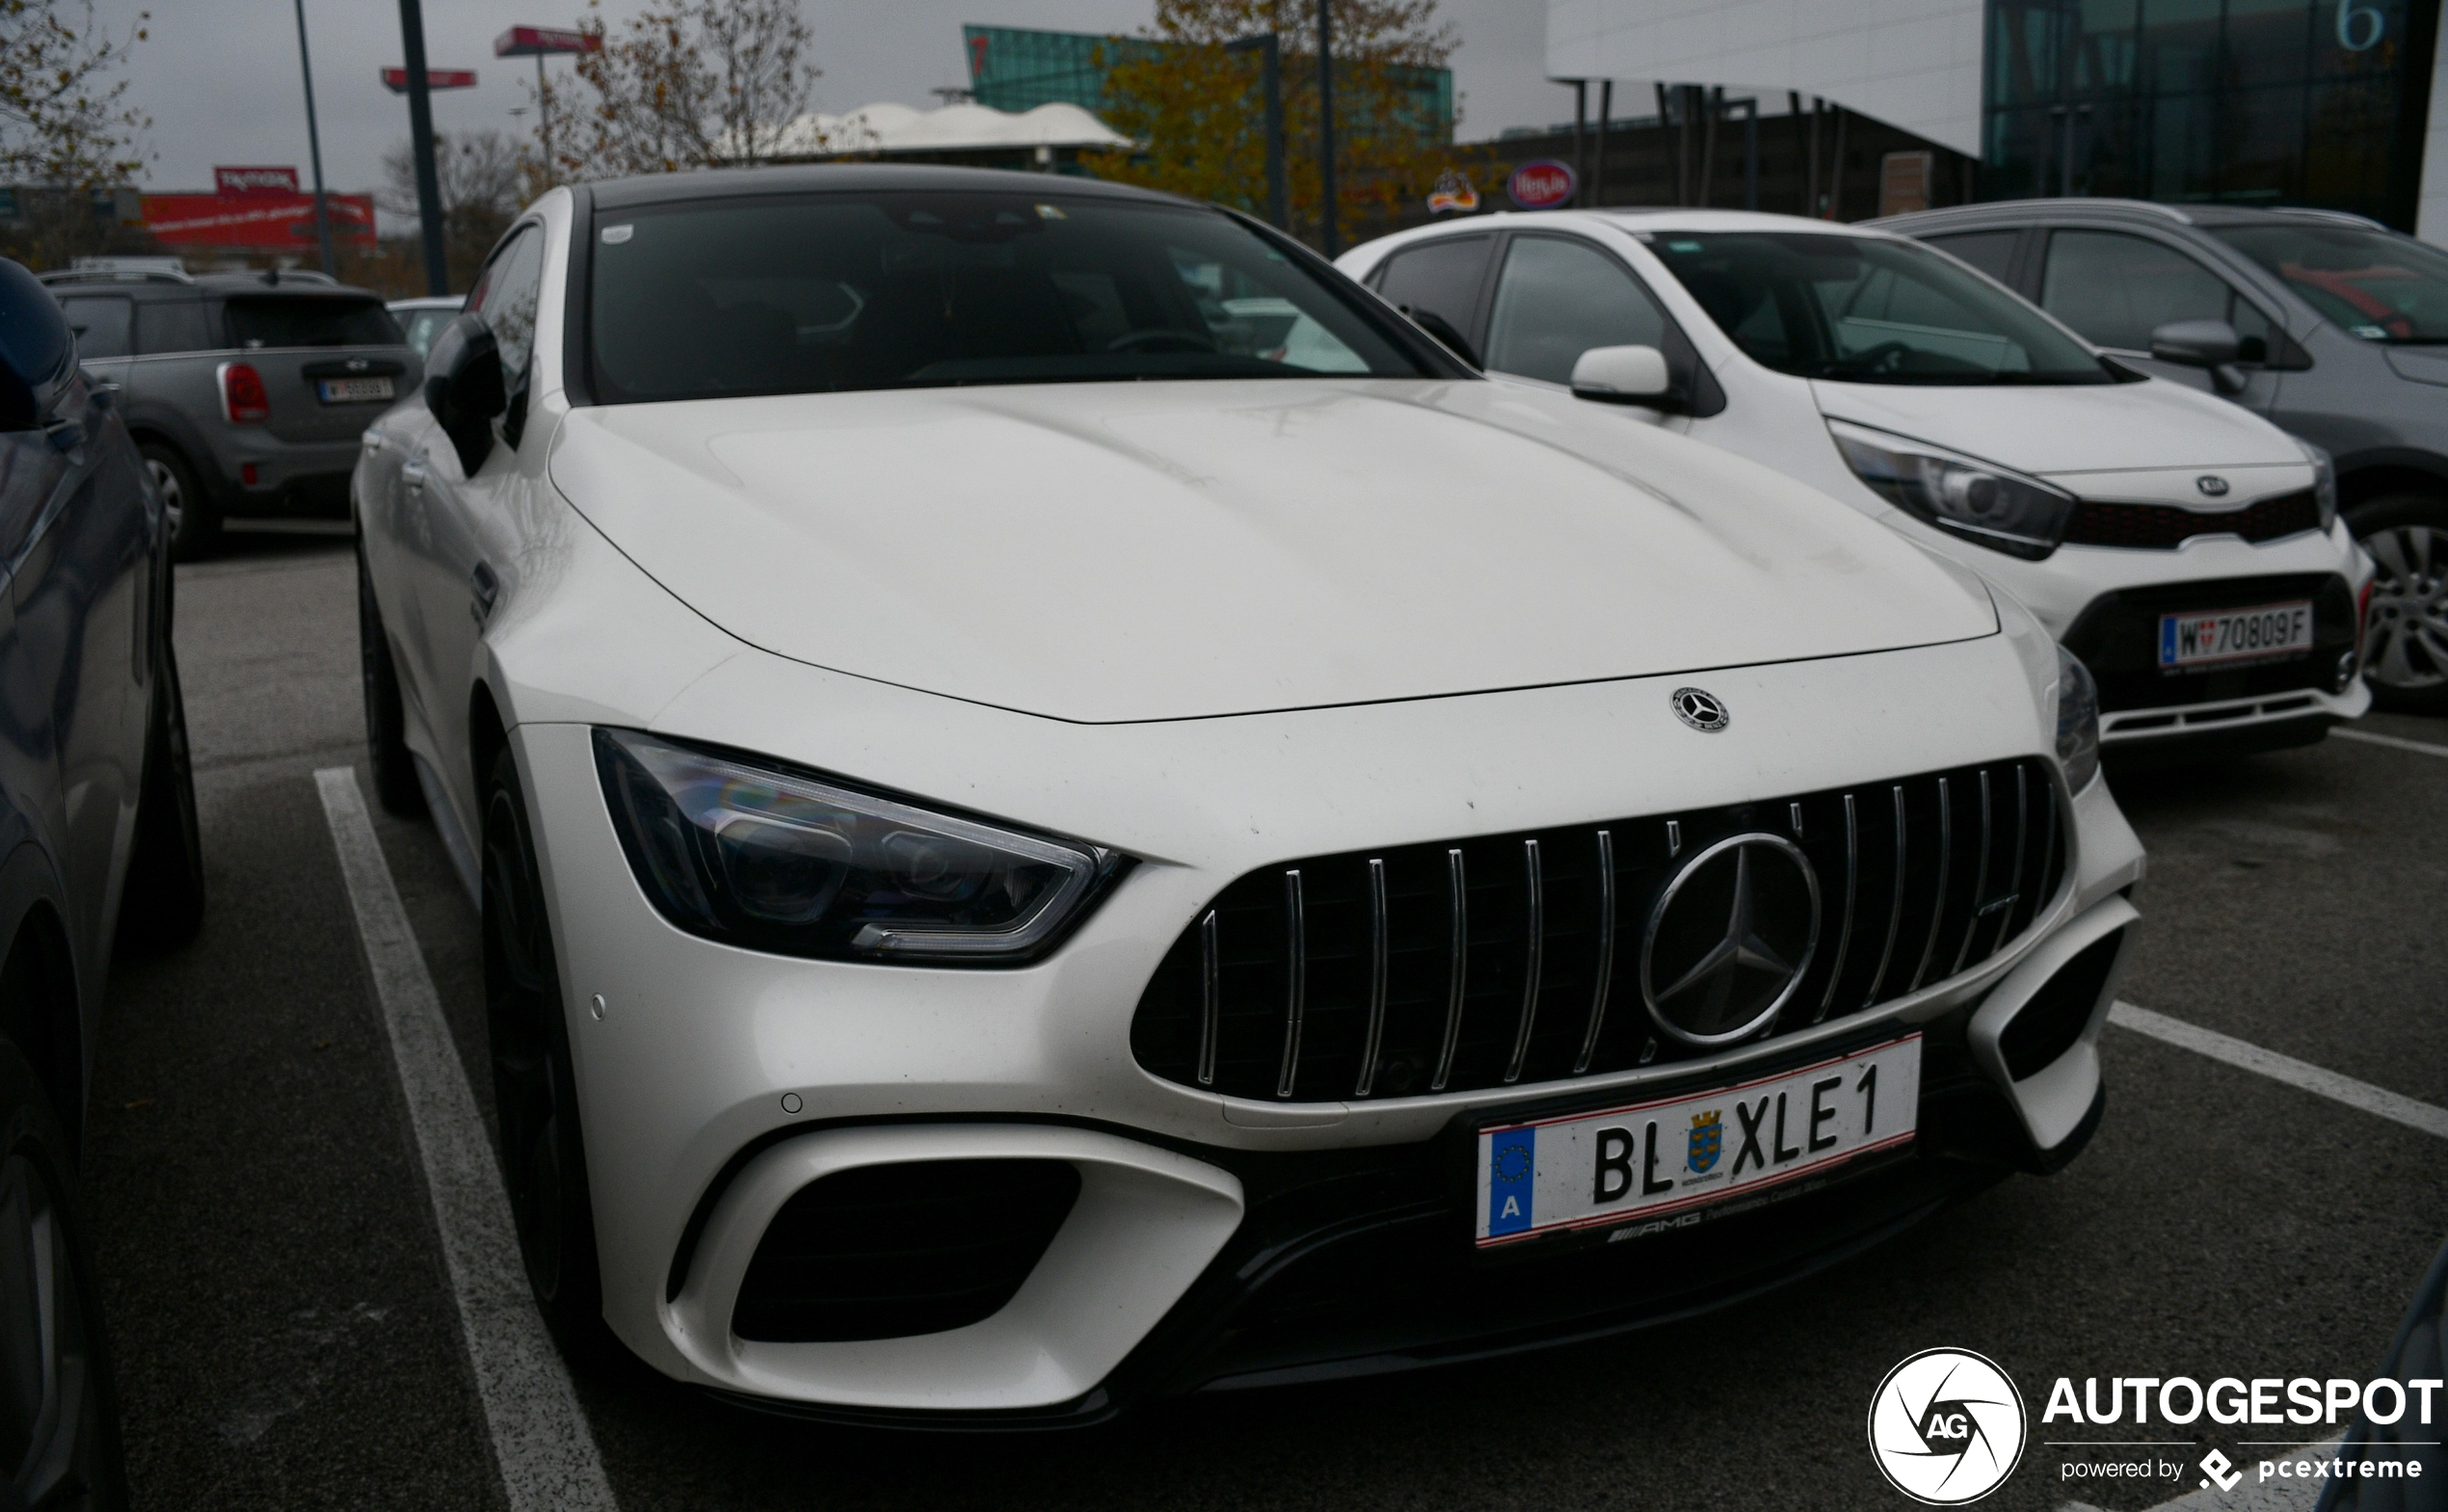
left=1341, top=210, right=2375, bottom=763
left=357, top=168, right=2142, bottom=1426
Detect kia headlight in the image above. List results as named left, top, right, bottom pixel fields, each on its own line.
left=2054, top=647, right=2101, bottom=795
left=1828, top=419, right=2075, bottom=561
left=2299, top=438, right=2337, bottom=529
left=593, top=728, right=1120, bottom=963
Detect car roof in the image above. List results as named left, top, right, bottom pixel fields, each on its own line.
left=1871, top=198, right=2390, bottom=234
left=387, top=295, right=464, bottom=310
left=46, top=270, right=386, bottom=302
left=585, top=161, right=1201, bottom=214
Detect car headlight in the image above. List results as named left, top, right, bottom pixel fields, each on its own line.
left=1828, top=419, right=2075, bottom=561
left=2298, top=438, right=2337, bottom=529
left=592, top=728, right=1120, bottom=963
left=2055, top=647, right=2101, bottom=795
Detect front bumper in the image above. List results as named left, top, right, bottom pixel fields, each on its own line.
left=513, top=636, right=2146, bottom=1419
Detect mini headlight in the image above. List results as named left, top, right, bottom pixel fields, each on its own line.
left=2298, top=438, right=2338, bottom=529
left=1828, top=419, right=2076, bottom=560
left=592, top=728, right=1120, bottom=963
left=2055, top=647, right=2102, bottom=795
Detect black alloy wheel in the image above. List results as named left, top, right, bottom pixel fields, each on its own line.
left=116, top=634, right=204, bottom=952
left=136, top=442, right=217, bottom=564
left=2350, top=494, right=2448, bottom=713
left=0, top=1042, right=128, bottom=1510
left=482, top=747, right=601, bottom=1341
left=357, top=548, right=425, bottom=817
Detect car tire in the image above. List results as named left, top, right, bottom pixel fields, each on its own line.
left=0, top=1039, right=130, bottom=1510
left=116, top=635, right=204, bottom=953
left=482, top=746, right=603, bottom=1346
left=137, top=441, right=219, bottom=564
left=2348, top=493, right=2448, bottom=714
left=358, top=549, right=426, bottom=817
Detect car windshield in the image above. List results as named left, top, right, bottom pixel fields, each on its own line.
left=1643, top=230, right=2112, bottom=385
left=223, top=296, right=401, bottom=350
left=2209, top=224, right=2448, bottom=344
left=585, top=191, right=1433, bottom=403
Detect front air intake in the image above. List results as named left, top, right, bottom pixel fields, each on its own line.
left=1131, top=758, right=2069, bottom=1104
left=731, top=1158, right=1080, bottom=1342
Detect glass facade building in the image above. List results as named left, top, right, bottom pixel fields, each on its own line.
left=1983, top=0, right=2442, bottom=229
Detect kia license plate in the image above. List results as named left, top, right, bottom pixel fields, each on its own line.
left=2157, top=600, right=2312, bottom=669
left=1474, top=1035, right=1921, bottom=1248
left=316, top=377, right=394, bottom=404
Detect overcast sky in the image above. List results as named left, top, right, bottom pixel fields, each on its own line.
left=90, top=0, right=1560, bottom=198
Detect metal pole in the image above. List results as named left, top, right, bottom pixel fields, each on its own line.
left=1228, top=34, right=1288, bottom=230
left=1699, top=85, right=1720, bottom=207
left=1656, top=84, right=1676, bottom=204
left=293, top=0, right=333, bottom=276
left=1803, top=94, right=1819, bottom=215
left=1317, top=0, right=1337, bottom=255
left=537, top=53, right=550, bottom=175
left=1593, top=80, right=1611, bottom=206
left=397, top=0, right=449, bottom=295
left=1743, top=97, right=1759, bottom=210
left=1826, top=105, right=1848, bottom=220
left=1572, top=81, right=1587, bottom=198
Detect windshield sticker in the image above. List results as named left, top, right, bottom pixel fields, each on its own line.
left=600, top=225, right=633, bottom=245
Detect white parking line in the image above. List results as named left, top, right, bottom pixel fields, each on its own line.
left=315, top=768, right=621, bottom=1512
left=2110, top=1001, right=2448, bottom=1141
left=2332, top=727, right=2448, bottom=759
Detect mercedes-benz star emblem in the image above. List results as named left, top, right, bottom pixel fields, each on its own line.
left=1670, top=687, right=1729, bottom=731
left=2195, top=474, right=2230, bottom=497
left=1640, top=834, right=1820, bottom=1046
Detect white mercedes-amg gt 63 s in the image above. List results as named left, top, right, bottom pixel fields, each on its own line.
left=355, top=165, right=2144, bottom=1426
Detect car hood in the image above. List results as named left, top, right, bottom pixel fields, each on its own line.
left=549, top=379, right=1998, bottom=723
left=1810, top=375, right=2304, bottom=477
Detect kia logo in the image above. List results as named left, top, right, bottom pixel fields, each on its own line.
left=2195, top=475, right=2230, bottom=497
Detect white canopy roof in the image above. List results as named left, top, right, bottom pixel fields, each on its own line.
left=750, top=101, right=1134, bottom=160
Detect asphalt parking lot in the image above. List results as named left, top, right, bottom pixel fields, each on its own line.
left=86, top=530, right=2446, bottom=1511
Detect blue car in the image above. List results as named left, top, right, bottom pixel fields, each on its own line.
left=0, top=253, right=205, bottom=1504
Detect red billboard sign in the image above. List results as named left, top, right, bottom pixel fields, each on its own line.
left=142, top=193, right=377, bottom=250
left=380, top=66, right=478, bottom=93
left=214, top=166, right=300, bottom=198
left=493, top=25, right=599, bottom=57
left=1506, top=160, right=1577, bottom=210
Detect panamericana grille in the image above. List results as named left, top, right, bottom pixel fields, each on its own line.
left=1130, top=759, right=2067, bottom=1103
left=2065, top=490, right=2320, bottom=550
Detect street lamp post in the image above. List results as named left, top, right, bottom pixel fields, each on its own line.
left=396, top=0, right=449, bottom=295
left=1317, top=0, right=1336, bottom=256
left=1225, top=33, right=1288, bottom=231
left=291, top=0, right=334, bottom=277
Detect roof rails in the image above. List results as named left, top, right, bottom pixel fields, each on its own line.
left=40, top=255, right=196, bottom=285
left=2268, top=206, right=2387, bottom=229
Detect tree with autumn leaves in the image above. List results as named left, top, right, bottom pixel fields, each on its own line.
left=1087, top=0, right=1461, bottom=251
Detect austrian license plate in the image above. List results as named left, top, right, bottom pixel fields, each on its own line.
left=2157, top=600, right=2313, bottom=669
left=1474, top=1035, right=1921, bottom=1248
left=316, top=377, right=394, bottom=404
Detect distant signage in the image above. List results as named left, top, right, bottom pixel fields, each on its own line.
left=493, top=25, right=599, bottom=58
left=380, top=66, right=478, bottom=93
left=143, top=193, right=377, bottom=250
left=215, top=166, right=301, bottom=197
left=1427, top=170, right=1480, bottom=214
left=1506, top=159, right=1576, bottom=210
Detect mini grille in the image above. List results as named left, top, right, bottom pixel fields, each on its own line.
left=2065, top=490, right=2320, bottom=550
left=1130, top=759, right=2067, bottom=1103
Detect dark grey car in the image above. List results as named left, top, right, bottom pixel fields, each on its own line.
left=39, top=268, right=418, bottom=560
left=1875, top=199, right=2448, bottom=710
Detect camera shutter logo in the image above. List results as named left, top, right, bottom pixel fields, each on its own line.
left=1867, top=1348, right=2027, bottom=1504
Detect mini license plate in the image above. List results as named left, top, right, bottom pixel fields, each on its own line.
left=1474, top=1035, right=1921, bottom=1248
left=2157, top=600, right=2313, bottom=669
left=316, top=377, right=394, bottom=404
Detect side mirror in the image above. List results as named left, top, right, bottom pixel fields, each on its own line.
left=1569, top=344, right=1673, bottom=407
left=0, top=258, right=79, bottom=433
left=2148, top=318, right=2248, bottom=395
left=422, top=312, right=504, bottom=474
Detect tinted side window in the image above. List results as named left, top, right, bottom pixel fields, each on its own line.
left=1373, top=235, right=1493, bottom=334
left=136, top=300, right=213, bottom=356
left=2040, top=229, right=2274, bottom=360
left=59, top=296, right=132, bottom=359
left=1925, top=230, right=2019, bottom=284
left=1482, top=236, right=1668, bottom=385
left=469, top=226, right=546, bottom=392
